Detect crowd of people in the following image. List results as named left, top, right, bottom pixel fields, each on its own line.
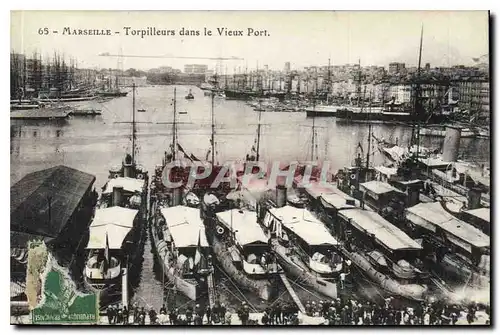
left=301, top=297, right=489, bottom=325
left=105, top=301, right=234, bottom=325
left=103, top=297, right=489, bottom=326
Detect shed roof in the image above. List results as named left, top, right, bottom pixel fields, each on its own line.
left=11, top=166, right=95, bottom=239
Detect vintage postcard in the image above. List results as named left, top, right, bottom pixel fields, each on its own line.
left=10, top=10, right=490, bottom=326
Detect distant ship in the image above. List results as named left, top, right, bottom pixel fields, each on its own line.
left=185, top=89, right=194, bottom=100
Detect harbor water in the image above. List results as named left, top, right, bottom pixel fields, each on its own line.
left=10, top=85, right=490, bottom=311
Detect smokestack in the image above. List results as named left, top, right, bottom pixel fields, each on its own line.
left=123, top=154, right=134, bottom=178
left=112, top=186, right=123, bottom=206
left=406, top=184, right=420, bottom=207
left=467, top=186, right=482, bottom=210
left=276, top=185, right=287, bottom=208
left=442, top=126, right=461, bottom=162
left=172, top=187, right=182, bottom=207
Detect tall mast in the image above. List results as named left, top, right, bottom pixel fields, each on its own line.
left=327, top=58, right=331, bottom=102
left=225, top=65, right=228, bottom=88
left=256, top=102, right=262, bottom=161
left=311, top=116, right=316, bottom=161
left=311, top=92, right=317, bottom=161
left=411, top=25, right=424, bottom=150
left=132, top=83, right=136, bottom=163
left=366, top=91, right=372, bottom=169
left=211, top=90, right=215, bottom=165
left=357, top=59, right=362, bottom=106
left=314, top=67, right=318, bottom=96
left=172, top=87, right=177, bottom=160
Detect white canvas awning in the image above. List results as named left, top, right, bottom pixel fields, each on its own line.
left=160, top=206, right=208, bottom=248
left=86, top=207, right=139, bottom=249
left=216, top=209, right=268, bottom=245
left=103, top=177, right=145, bottom=194
left=269, top=206, right=338, bottom=246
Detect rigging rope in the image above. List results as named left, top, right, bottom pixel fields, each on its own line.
left=213, top=263, right=259, bottom=313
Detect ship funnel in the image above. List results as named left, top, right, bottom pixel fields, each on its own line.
left=123, top=154, right=134, bottom=178
left=406, top=182, right=421, bottom=207
left=467, top=186, right=482, bottom=210
left=276, top=185, right=287, bottom=208
left=442, top=126, right=461, bottom=162
left=172, top=187, right=183, bottom=207
left=112, top=186, right=123, bottom=206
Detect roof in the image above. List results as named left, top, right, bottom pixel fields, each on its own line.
left=102, top=177, right=145, bottom=194
left=90, top=207, right=138, bottom=228
left=418, top=157, right=452, bottom=168
left=405, top=202, right=489, bottom=249
left=360, top=180, right=403, bottom=196
left=269, top=206, right=338, bottom=246
left=86, top=207, right=139, bottom=249
left=11, top=166, right=95, bottom=239
left=302, top=181, right=337, bottom=200
left=320, top=193, right=356, bottom=210
left=464, top=208, right=490, bottom=223
left=374, top=166, right=398, bottom=177
left=216, top=209, right=268, bottom=245
left=160, top=206, right=208, bottom=248
left=339, top=209, right=421, bottom=251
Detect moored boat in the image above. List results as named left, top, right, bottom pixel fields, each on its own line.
left=258, top=195, right=344, bottom=300
left=185, top=89, right=194, bottom=100
left=404, top=202, right=490, bottom=291
left=203, top=207, right=280, bottom=301
left=150, top=204, right=212, bottom=301
left=317, top=192, right=430, bottom=302
left=84, top=154, right=148, bottom=298
left=83, top=205, right=140, bottom=292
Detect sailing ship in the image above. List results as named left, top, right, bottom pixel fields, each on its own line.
left=185, top=89, right=194, bottom=100
left=336, top=29, right=450, bottom=125
left=97, top=70, right=128, bottom=97
left=150, top=204, right=212, bottom=301
left=83, top=84, right=148, bottom=301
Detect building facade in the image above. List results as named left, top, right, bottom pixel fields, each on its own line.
left=117, top=76, right=148, bottom=87
left=388, top=62, right=406, bottom=74
left=184, top=64, right=208, bottom=75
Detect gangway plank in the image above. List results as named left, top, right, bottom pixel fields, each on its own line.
left=279, top=273, right=306, bottom=314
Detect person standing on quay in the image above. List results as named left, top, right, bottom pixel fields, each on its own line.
left=122, top=306, right=129, bottom=325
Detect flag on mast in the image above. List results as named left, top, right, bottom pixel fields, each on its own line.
left=103, top=231, right=110, bottom=276
left=194, top=230, right=202, bottom=266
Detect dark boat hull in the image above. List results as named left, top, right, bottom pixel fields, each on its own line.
left=97, top=91, right=128, bottom=97
left=271, top=240, right=338, bottom=300
left=224, top=90, right=286, bottom=101
left=335, top=108, right=451, bottom=124
left=150, top=215, right=207, bottom=301
left=208, top=231, right=275, bottom=301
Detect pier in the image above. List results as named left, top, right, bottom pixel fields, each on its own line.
left=10, top=108, right=70, bottom=120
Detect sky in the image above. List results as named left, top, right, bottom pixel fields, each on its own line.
left=10, top=10, right=489, bottom=72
